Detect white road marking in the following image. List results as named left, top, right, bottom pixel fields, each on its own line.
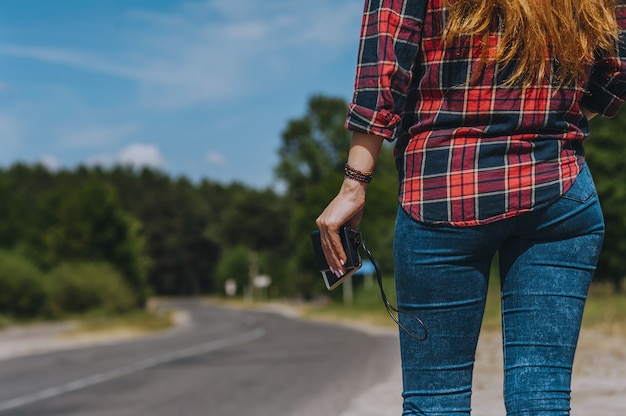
left=0, top=327, right=265, bottom=413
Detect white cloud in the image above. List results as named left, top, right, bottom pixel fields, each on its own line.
left=88, top=143, right=167, bottom=170
left=36, top=155, right=61, bottom=171
left=117, top=143, right=166, bottom=169
left=206, top=151, right=227, bottom=166
left=59, top=123, right=139, bottom=149
left=0, top=45, right=143, bottom=80
left=0, top=0, right=361, bottom=110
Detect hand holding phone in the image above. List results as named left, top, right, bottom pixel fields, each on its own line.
left=310, top=225, right=428, bottom=340
left=310, top=226, right=362, bottom=290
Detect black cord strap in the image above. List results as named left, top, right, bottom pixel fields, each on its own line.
left=358, top=237, right=428, bottom=342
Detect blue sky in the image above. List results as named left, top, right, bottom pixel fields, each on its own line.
left=0, top=0, right=363, bottom=189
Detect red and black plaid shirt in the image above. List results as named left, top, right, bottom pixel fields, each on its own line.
left=346, top=0, right=626, bottom=226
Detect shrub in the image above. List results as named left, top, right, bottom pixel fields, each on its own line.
left=48, top=262, right=136, bottom=315
left=0, top=251, right=49, bottom=317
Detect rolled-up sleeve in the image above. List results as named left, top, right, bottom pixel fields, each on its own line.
left=580, top=3, right=626, bottom=118
left=346, top=0, right=427, bottom=140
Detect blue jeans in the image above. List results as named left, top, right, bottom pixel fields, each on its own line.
left=393, top=164, right=604, bottom=415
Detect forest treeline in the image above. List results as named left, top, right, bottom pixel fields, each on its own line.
left=1, top=95, right=625, bottom=320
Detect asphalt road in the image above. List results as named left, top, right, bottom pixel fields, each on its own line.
left=0, top=300, right=400, bottom=416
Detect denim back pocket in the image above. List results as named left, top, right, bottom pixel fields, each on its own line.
left=561, top=164, right=597, bottom=204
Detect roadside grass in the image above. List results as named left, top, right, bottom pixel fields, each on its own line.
left=481, top=275, right=626, bottom=334
left=285, top=271, right=626, bottom=335
left=70, top=308, right=174, bottom=335
left=299, top=278, right=401, bottom=328
left=0, top=315, right=13, bottom=330
left=582, top=282, right=626, bottom=334
left=0, top=302, right=175, bottom=336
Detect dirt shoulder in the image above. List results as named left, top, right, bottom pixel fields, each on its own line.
left=471, top=328, right=626, bottom=415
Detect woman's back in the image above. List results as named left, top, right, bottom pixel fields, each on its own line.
left=346, top=0, right=626, bottom=225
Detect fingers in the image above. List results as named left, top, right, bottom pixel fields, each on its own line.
left=318, top=221, right=346, bottom=278
left=315, top=207, right=345, bottom=276
left=316, top=190, right=365, bottom=276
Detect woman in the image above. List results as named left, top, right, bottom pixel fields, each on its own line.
left=316, top=0, right=626, bottom=414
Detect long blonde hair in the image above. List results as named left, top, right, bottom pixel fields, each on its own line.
left=443, top=0, right=620, bottom=87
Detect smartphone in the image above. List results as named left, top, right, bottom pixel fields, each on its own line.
left=310, top=226, right=362, bottom=290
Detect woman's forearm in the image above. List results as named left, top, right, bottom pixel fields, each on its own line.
left=335, top=131, right=385, bottom=212
left=346, top=131, right=385, bottom=173
left=315, top=131, right=385, bottom=276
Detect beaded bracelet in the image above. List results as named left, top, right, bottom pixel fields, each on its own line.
left=344, top=163, right=373, bottom=183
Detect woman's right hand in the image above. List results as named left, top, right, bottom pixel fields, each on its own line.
left=316, top=178, right=367, bottom=277
left=316, top=131, right=384, bottom=277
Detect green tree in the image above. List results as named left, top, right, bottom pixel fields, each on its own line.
left=0, top=175, right=19, bottom=246
left=110, top=168, right=219, bottom=295
left=213, top=185, right=290, bottom=297
left=41, top=178, right=150, bottom=305
left=276, top=95, right=399, bottom=297
left=0, top=164, right=56, bottom=256
left=276, top=95, right=352, bottom=203
left=215, top=245, right=249, bottom=295
left=218, top=186, right=289, bottom=250
left=586, top=113, right=626, bottom=291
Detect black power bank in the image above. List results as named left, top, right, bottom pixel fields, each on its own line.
left=310, top=226, right=362, bottom=290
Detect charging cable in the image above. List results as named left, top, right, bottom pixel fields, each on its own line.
left=358, top=236, right=428, bottom=342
